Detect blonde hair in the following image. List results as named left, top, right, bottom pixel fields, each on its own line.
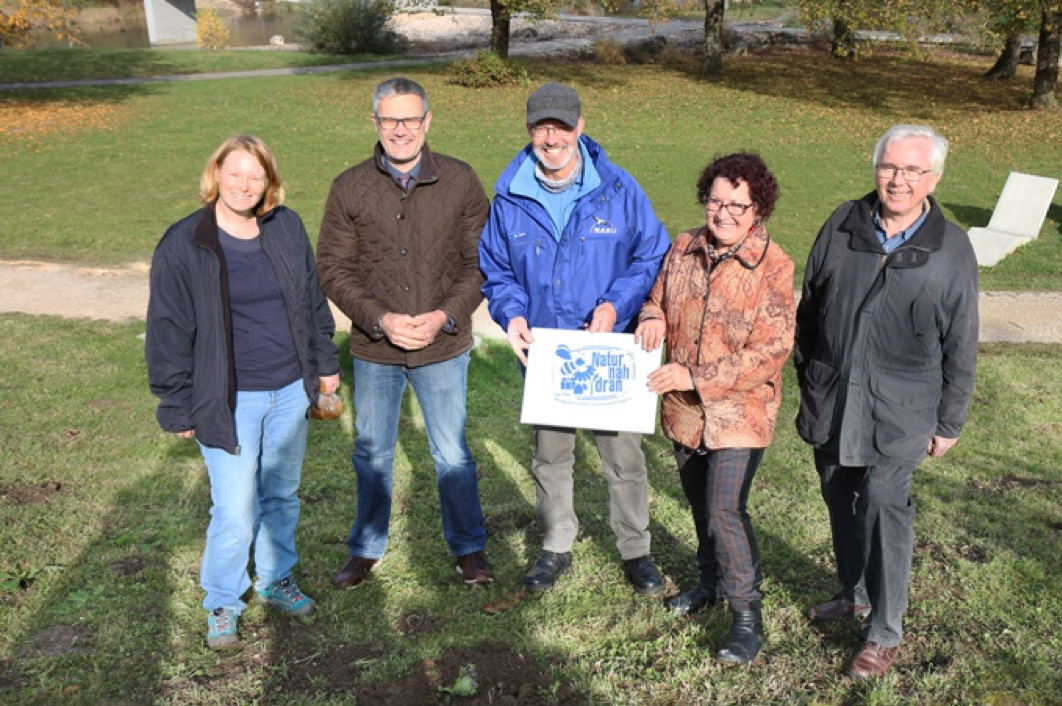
left=199, top=135, right=285, bottom=215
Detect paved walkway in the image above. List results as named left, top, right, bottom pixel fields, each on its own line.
left=2, top=259, right=1060, bottom=344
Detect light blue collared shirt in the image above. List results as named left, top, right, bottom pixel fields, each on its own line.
left=508, top=141, right=601, bottom=241
left=875, top=201, right=929, bottom=253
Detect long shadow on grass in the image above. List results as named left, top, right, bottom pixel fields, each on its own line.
left=2, top=439, right=207, bottom=704
left=530, top=52, right=1034, bottom=115
left=255, top=339, right=592, bottom=701
left=0, top=83, right=162, bottom=106
left=0, top=49, right=209, bottom=87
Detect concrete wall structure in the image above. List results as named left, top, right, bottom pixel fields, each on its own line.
left=144, top=0, right=197, bottom=45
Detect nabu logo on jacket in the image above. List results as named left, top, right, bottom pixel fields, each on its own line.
left=589, top=216, right=618, bottom=235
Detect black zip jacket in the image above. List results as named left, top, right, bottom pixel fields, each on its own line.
left=794, top=193, right=979, bottom=465
left=146, top=204, right=340, bottom=453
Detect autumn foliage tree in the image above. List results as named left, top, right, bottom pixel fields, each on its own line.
left=0, top=0, right=79, bottom=49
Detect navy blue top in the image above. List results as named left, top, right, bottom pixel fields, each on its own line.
left=219, top=229, right=301, bottom=391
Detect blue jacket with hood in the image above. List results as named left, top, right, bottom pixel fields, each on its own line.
left=479, top=135, right=669, bottom=333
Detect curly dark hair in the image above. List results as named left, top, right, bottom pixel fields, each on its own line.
left=696, top=152, right=779, bottom=222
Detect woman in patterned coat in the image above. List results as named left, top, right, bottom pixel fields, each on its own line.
left=635, top=153, right=795, bottom=665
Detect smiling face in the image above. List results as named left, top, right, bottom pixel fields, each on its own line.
left=372, top=93, right=431, bottom=171
left=529, top=116, right=585, bottom=180
left=705, top=177, right=758, bottom=249
left=875, top=136, right=940, bottom=223
left=214, top=149, right=267, bottom=221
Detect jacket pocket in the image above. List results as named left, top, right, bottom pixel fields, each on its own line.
left=795, top=358, right=839, bottom=445
left=869, top=372, right=938, bottom=460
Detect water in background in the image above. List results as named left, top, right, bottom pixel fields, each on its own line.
left=71, top=4, right=301, bottom=49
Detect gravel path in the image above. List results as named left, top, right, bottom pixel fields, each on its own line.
left=2, top=259, right=1059, bottom=344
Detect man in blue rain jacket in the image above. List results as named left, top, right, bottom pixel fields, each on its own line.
left=479, top=82, right=670, bottom=596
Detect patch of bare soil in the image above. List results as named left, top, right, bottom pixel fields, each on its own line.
left=0, top=481, right=62, bottom=505
left=109, top=555, right=148, bottom=577
left=353, top=643, right=585, bottom=706
left=247, top=620, right=584, bottom=706
left=0, top=664, right=27, bottom=692
left=20, top=624, right=95, bottom=658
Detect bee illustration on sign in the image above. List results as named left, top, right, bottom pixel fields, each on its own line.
left=553, top=344, right=634, bottom=404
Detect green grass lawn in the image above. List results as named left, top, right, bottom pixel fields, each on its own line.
left=1, top=54, right=1060, bottom=290
left=0, top=48, right=394, bottom=85
left=0, top=313, right=1059, bottom=704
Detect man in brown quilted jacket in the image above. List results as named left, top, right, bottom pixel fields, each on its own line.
left=316, top=77, right=493, bottom=589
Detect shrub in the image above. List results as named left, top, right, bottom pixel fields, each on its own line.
left=295, top=0, right=403, bottom=55
left=196, top=9, right=230, bottom=50
left=447, top=51, right=530, bottom=89
left=0, top=0, right=80, bottom=49
left=591, top=37, right=627, bottom=64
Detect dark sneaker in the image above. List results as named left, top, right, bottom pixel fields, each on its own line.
left=258, top=577, right=316, bottom=616
left=456, top=550, right=494, bottom=584
left=623, top=555, right=664, bottom=596
left=206, top=607, right=240, bottom=650
left=523, top=551, right=572, bottom=593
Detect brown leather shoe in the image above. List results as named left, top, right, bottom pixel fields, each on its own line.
left=332, top=556, right=377, bottom=590
left=456, top=550, right=494, bottom=584
left=847, top=640, right=899, bottom=679
left=809, top=594, right=871, bottom=621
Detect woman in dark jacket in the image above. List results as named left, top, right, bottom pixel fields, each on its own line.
left=146, top=135, right=340, bottom=650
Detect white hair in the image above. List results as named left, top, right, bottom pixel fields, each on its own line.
left=872, top=125, right=949, bottom=174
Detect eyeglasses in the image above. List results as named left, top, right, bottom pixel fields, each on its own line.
left=375, top=115, right=426, bottom=131
left=875, top=163, right=933, bottom=183
left=530, top=124, right=575, bottom=137
left=704, top=198, right=753, bottom=217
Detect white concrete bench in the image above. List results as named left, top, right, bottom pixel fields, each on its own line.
left=967, top=171, right=1058, bottom=267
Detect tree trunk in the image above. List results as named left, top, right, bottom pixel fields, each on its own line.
left=490, top=0, right=512, bottom=60
left=985, top=32, right=1022, bottom=79
left=701, top=0, right=725, bottom=76
left=1032, top=4, right=1062, bottom=109
left=830, top=17, right=857, bottom=58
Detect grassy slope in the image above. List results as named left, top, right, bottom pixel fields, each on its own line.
left=1, top=56, right=1060, bottom=290
left=0, top=314, right=1059, bottom=704
left=0, top=48, right=390, bottom=84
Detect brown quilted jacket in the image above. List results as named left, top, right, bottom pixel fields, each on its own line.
left=316, top=143, right=488, bottom=367
left=640, top=225, right=796, bottom=450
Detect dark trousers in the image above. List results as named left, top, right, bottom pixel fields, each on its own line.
left=816, top=450, right=916, bottom=648
left=676, top=445, right=764, bottom=610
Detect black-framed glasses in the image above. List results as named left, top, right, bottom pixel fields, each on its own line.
left=530, top=124, right=575, bottom=137
left=375, top=115, right=426, bottom=131
left=875, top=163, right=932, bottom=183
left=704, top=198, right=753, bottom=217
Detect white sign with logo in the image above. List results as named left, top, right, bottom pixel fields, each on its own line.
left=520, top=328, right=663, bottom=434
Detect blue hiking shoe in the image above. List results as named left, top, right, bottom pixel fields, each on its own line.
left=258, top=577, right=316, bottom=616
left=206, top=607, right=240, bottom=650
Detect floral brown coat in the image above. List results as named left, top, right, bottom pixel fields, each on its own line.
left=640, top=225, right=796, bottom=450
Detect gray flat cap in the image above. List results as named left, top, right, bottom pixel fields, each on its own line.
left=526, top=82, right=581, bottom=128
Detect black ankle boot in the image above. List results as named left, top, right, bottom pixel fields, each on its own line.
left=664, top=583, right=719, bottom=616
left=715, top=601, right=764, bottom=665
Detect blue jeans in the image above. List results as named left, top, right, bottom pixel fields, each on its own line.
left=198, top=379, right=309, bottom=613
left=347, top=351, right=486, bottom=558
